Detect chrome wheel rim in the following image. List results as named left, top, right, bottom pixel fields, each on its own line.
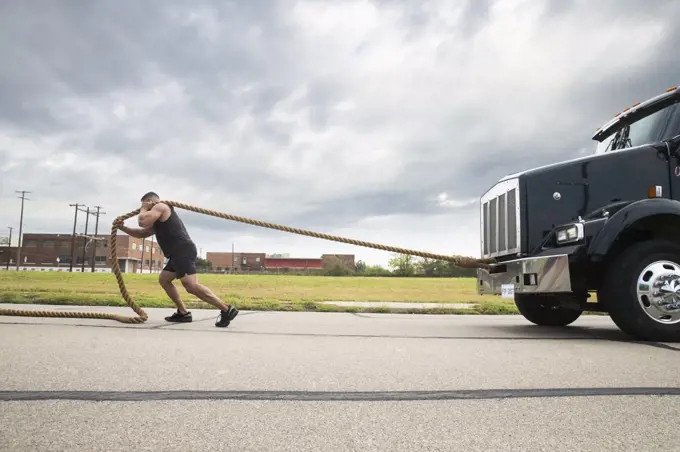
left=636, top=260, right=680, bottom=325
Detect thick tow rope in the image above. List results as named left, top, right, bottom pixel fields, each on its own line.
left=0, top=200, right=496, bottom=324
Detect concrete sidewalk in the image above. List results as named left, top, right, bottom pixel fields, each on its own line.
left=319, top=301, right=477, bottom=309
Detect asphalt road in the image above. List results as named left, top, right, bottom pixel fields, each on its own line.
left=1, top=303, right=679, bottom=451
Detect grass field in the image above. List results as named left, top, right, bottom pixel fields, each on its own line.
left=0, top=271, right=521, bottom=315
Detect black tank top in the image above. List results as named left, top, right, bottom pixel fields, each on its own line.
left=153, top=206, right=196, bottom=257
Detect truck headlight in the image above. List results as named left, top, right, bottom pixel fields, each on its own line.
left=555, top=223, right=584, bottom=244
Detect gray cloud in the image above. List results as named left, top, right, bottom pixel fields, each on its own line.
left=2, top=0, right=680, bottom=264
left=458, top=0, right=491, bottom=38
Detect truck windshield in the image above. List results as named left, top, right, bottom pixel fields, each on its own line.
left=595, top=103, right=675, bottom=154
left=595, top=134, right=615, bottom=154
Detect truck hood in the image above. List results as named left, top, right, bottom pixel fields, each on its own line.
left=480, top=144, right=670, bottom=259
left=498, top=151, right=611, bottom=184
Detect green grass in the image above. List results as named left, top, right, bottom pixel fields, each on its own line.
left=0, top=271, right=520, bottom=315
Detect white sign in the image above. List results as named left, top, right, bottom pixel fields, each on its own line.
left=501, top=284, right=515, bottom=299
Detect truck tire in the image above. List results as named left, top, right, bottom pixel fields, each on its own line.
left=514, top=294, right=583, bottom=326
left=599, top=239, right=680, bottom=342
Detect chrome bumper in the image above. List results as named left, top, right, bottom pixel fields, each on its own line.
left=476, top=254, right=572, bottom=296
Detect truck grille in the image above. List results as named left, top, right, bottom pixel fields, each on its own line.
left=480, top=178, right=521, bottom=258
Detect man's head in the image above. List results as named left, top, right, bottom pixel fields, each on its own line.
left=141, top=192, right=160, bottom=203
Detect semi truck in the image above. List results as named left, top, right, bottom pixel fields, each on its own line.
left=477, top=85, right=680, bottom=342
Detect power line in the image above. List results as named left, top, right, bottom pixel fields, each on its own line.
left=90, top=206, right=106, bottom=272
left=68, top=203, right=84, bottom=272
left=5, top=226, right=13, bottom=271
left=80, top=206, right=91, bottom=273
left=67, top=204, right=106, bottom=272
left=140, top=235, right=146, bottom=274
left=150, top=235, right=156, bottom=273
left=15, top=191, right=30, bottom=271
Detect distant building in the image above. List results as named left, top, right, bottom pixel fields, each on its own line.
left=322, top=254, right=357, bottom=270
left=206, top=251, right=355, bottom=272
left=0, top=232, right=164, bottom=274
left=0, top=234, right=19, bottom=247
left=264, top=257, right=324, bottom=270
left=0, top=232, right=357, bottom=274
left=206, top=252, right=266, bottom=272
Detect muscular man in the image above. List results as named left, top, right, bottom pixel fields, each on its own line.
left=116, top=192, right=238, bottom=328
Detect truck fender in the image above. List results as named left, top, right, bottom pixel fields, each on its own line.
left=587, top=197, right=680, bottom=259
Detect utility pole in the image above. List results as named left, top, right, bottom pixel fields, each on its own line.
left=90, top=206, right=105, bottom=272
left=5, top=226, right=12, bottom=270
left=68, top=203, right=84, bottom=272
left=15, top=191, right=30, bottom=271
left=140, top=237, right=145, bottom=274
left=151, top=236, right=155, bottom=273
left=81, top=206, right=91, bottom=272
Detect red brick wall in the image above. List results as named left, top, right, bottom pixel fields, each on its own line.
left=264, top=258, right=324, bottom=269
left=206, top=252, right=266, bottom=272
left=0, top=233, right=165, bottom=270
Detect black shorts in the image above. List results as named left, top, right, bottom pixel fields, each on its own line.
left=163, top=255, right=197, bottom=278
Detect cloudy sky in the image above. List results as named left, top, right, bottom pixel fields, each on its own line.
left=1, top=0, right=679, bottom=266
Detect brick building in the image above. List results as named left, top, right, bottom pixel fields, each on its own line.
left=0, top=232, right=165, bottom=273
left=322, top=254, right=356, bottom=270
left=114, top=234, right=166, bottom=273
left=206, top=252, right=266, bottom=272
left=264, top=257, right=324, bottom=270
left=205, top=251, right=355, bottom=273
left=1, top=232, right=357, bottom=275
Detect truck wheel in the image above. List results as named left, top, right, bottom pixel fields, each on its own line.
left=599, top=239, right=680, bottom=342
left=514, top=294, right=583, bottom=326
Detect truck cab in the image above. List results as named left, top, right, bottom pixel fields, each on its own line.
left=476, top=85, right=680, bottom=342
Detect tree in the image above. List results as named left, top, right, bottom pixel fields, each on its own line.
left=355, top=260, right=367, bottom=274
left=444, top=259, right=477, bottom=277
left=388, top=253, right=416, bottom=276
left=322, top=255, right=353, bottom=276
left=196, top=257, right=211, bottom=271
left=416, top=257, right=440, bottom=276
left=363, top=264, right=391, bottom=276
left=412, top=256, right=478, bottom=277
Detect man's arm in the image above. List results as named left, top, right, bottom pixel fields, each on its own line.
left=118, top=225, right=155, bottom=239
left=138, top=203, right=169, bottom=229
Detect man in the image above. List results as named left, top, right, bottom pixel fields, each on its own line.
left=116, top=192, right=238, bottom=328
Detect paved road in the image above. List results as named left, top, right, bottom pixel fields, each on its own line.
left=1, top=304, right=679, bottom=451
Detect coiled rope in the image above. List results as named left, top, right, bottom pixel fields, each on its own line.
left=0, top=200, right=496, bottom=324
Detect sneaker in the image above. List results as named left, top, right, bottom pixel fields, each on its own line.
left=165, top=310, right=192, bottom=323
left=215, top=306, right=239, bottom=328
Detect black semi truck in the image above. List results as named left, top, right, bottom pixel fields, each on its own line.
left=477, top=85, right=680, bottom=342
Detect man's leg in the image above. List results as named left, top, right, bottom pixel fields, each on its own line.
left=180, top=273, right=229, bottom=310
left=175, top=257, right=238, bottom=327
left=160, top=260, right=192, bottom=323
